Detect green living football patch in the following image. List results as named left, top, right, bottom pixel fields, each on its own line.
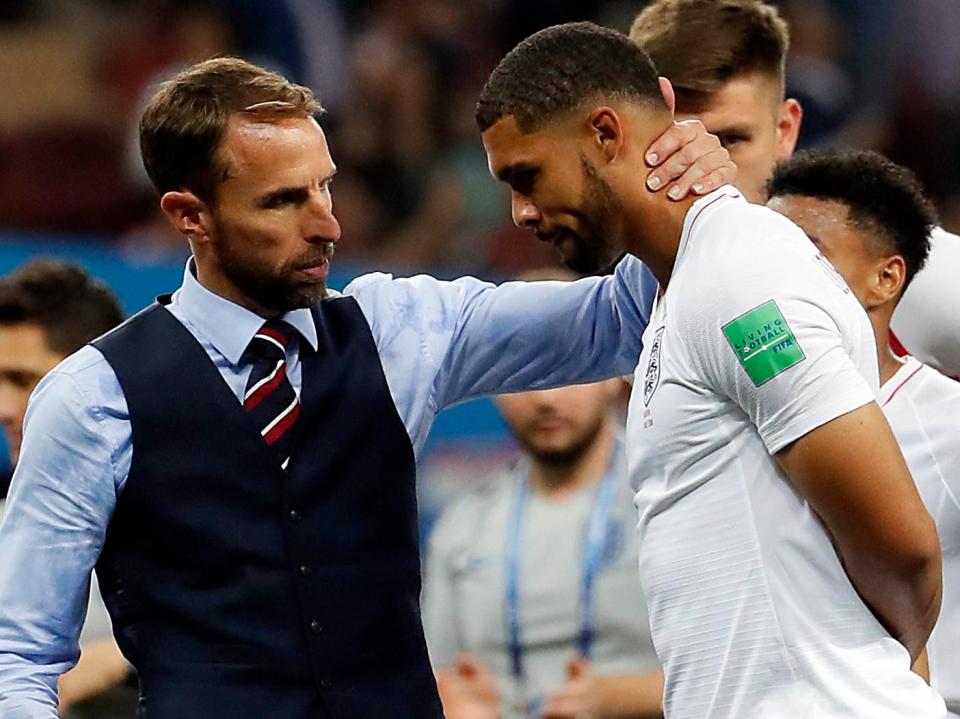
left=722, top=300, right=805, bottom=386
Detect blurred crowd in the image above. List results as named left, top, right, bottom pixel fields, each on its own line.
left=0, top=0, right=958, bottom=278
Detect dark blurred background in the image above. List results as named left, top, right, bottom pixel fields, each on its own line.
left=1, top=0, right=957, bottom=275
left=0, top=0, right=957, bottom=525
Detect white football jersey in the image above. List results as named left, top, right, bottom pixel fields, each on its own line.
left=892, top=227, right=960, bottom=378
left=627, top=187, right=946, bottom=718
left=881, top=356, right=960, bottom=711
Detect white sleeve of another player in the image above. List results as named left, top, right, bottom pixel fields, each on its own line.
left=687, top=258, right=876, bottom=454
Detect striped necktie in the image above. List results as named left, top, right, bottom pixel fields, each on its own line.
left=244, top=320, right=300, bottom=470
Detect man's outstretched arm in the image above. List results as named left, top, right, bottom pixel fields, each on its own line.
left=776, top=403, right=942, bottom=661
left=433, top=121, right=732, bottom=407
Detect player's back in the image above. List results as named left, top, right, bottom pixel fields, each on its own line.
left=626, top=187, right=946, bottom=718
left=881, top=357, right=960, bottom=712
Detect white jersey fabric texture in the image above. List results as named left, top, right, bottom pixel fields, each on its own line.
left=423, top=436, right=660, bottom=717
left=892, top=227, right=960, bottom=378
left=881, top=356, right=960, bottom=714
left=626, top=186, right=946, bottom=718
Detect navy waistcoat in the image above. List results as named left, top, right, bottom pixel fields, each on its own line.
left=92, top=296, right=442, bottom=719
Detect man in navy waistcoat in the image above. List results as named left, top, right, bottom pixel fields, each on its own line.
left=0, top=57, right=732, bottom=718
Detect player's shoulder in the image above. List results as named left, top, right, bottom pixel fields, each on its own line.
left=675, top=189, right=828, bottom=306
left=886, top=357, right=960, bottom=408
left=681, top=187, right=811, bottom=276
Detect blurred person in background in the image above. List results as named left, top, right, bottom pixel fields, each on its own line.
left=629, top=0, right=960, bottom=379
left=767, top=149, right=960, bottom=717
left=0, top=259, right=132, bottom=718
left=0, top=56, right=733, bottom=718
left=424, top=271, right=663, bottom=719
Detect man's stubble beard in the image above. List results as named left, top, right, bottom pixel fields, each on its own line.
left=212, top=219, right=330, bottom=313
left=514, top=413, right=608, bottom=477
left=561, top=154, right=627, bottom=275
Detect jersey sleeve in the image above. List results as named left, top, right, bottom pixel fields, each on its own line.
left=686, top=252, right=876, bottom=454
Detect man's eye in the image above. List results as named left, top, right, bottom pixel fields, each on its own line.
left=719, top=134, right=748, bottom=149
left=264, top=195, right=290, bottom=208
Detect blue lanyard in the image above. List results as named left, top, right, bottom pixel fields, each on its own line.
left=504, top=461, right=618, bottom=680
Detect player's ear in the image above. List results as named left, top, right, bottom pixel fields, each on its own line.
left=160, top=190, right=214, bottom=246
left=588, top=107, right=625, bottom=164
left=775, top=98, right=803, bottom=160
left=658, top=77, right=676, bottom=116
left=873, top=255, right=906, bottom=307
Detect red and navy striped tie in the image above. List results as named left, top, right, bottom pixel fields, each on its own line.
left=244, top=320, right=300, bottom=470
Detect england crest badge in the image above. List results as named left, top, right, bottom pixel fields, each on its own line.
left=643, top=326, right=665, bottom=406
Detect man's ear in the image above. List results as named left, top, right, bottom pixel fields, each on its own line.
left=871, top=254, right=907, bottom=308
left=159, top=190, right=213, bottom=245
left=658, top=76, right=676, bottom=116
left=775, top=98, right=803, bottom=160
left=588, top=107, right=625, bottom=164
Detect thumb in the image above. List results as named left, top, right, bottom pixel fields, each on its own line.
left=566, top=655, right=588, bottom=680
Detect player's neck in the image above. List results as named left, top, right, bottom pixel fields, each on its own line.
left=623, top=192, right=697, bottom=288
left=871, top=305, right=903, bottom=385
left=528, top=423, right=615, bottom=500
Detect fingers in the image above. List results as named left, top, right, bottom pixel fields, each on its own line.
left=644, top=119, right=702, bottom=170
left=645, top=120, right=736, bottom=200
left=665, top=148, right=737, bottom=200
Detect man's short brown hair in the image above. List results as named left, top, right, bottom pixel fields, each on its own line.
left=0, top=259, right=123, bottom=355
left=630, top=0, right=790, bottom=99
left=140, top=57, right=322, bottom=202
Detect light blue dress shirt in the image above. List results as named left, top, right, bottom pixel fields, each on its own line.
left=0, top=257, right=655, bottom=717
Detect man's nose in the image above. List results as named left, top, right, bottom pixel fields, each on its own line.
left=511, top=192, right=541, bottom=230
left=305, top=195, right=342, bottom=244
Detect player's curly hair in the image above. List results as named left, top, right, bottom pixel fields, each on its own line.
left=767, top=150, right=939, bottom=291
left=476, top=22, right=665, bottom=133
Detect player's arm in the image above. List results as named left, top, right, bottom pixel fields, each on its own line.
left=775, top=403, right=941, bottom=661
left=0, top=367, right=119, bottom=718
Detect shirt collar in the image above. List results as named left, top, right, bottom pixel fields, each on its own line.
left=676, top=184, right=744, bottom=268
left=174, top=258, right=319, bottom=365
